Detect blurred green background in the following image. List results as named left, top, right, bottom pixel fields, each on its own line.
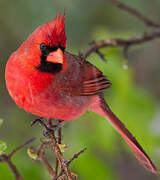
left=1, top=0, right=160, bottom=179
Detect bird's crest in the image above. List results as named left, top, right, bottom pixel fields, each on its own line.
left=41, top=13, right=66, bottom=48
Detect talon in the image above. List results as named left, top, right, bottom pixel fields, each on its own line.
left=43, top=130, right=51, bottom=138
left=31, top=119, right=66, bottom=138
left=47, top=120, right=66, bottom=131
left=43, top=127, right=54, bottom=138
left=31, top=118, right=48, bottom=130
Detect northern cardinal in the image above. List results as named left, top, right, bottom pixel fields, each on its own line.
left=5, top=13, right=158, bottom=174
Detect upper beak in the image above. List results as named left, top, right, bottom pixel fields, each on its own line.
left=46, top=48, right=64, bottom=64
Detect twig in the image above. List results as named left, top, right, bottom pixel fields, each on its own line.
left=106, top=0, right=160, bottom=27
left=9, top=137, right=36, bottom=158
left=82, top=1, right=160, bottom=59
left=7, top=160, right=22, bottom=180
left=54, top=128, right=62, bottom=179
left=57, top=128, right=62, bottom=144
left=82, top=27, right=160, bottom=58
left=54, top=170, right=65, bottom=180
left=65, top=148, right=87, bottom=166
left=49, top=132, right=72, bottom=180
left=95, top=49, right=106, bottom=61
left=55, top=158, right=59, bottom=179
left=55, top=148, right=86, bottom=180
left=37, top=143, right=55, bottom=179
left=41, top=157, right=55, bottom=179
left=0, top=154, right=22, bottom=180
left=0, top=137, right=36, bottom=180
left=31, top=119, right=74, bottom=179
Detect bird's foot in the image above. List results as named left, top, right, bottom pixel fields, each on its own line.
left=31, top=118, right=47, bottom=129
left=47, top=119, right=66, bottom=131
left=31, top=118, right=66, bottom=138
left=31, top=118, right=54, bottom=138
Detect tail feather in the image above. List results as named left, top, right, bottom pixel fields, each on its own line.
left=90, top=95, right=158, bottom=174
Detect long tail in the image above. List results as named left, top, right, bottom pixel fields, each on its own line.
left=89, top=95, right=158, bottom=174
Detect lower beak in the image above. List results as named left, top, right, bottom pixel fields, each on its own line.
left=46, top=48, right=64, bottom=64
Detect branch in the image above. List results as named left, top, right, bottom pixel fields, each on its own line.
left=9, top=137, right=36, bottom=158
left=37, top=143, right=55, bottom=179
left=65, top=148, right=87, bottom=166
left=82, top=1, right=160, bottom=59
left=31, top=119, right=87, bottom=180
left=49, top=132, right=72, bottom=180
left=106, top=0, right=160, bottom=27
left=0, top=154, right=22, bottom=180
left=54, top=128, right=62, bottom=179
left=0, top=137, right=36, bottom=180
left=82, top=28, right=160, bottom=58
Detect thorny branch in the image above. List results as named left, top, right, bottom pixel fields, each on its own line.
left=49, top=130, right=72, bottom=180
left=31, top=119, right=86, bottom=180
left=54, top=128, right=62, bottom=179
left=107, top=0, right=160, bottom=27
left=37, top=142, right=55, bottom=179
left=82, top=28, right=160, bottom=58
left=8, top=137, right=36, bottom=158
left=65, top=148, right=87, bottom=167
left=0, top=137, right=36, bottom=180
left=82, top=0, right=160, bottom=59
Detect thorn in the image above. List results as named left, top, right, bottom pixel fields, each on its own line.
left=95, top=49, right=107, bottom=61
left=65, top=148, right=87, bottom=166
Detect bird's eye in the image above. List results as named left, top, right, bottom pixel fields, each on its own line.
left=40, top=43, right=47, bottom=51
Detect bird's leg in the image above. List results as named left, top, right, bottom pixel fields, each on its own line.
left=31, top=118, right=54, bottom=138
left=31, top=118, right=48, bottom=130
left=31, top=118, right=66, bottom=138
left=47, top=119, right=66, bottom=131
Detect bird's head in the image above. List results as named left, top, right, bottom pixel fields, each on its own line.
left=17, top=13, right=67, bottom=73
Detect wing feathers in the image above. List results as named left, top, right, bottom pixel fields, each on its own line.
left=81, top=75, right=111, bottom=96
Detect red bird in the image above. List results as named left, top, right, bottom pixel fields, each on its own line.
left=5, top=13, right=158, bottom=173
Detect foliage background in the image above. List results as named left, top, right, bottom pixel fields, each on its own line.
left=1, top=0, right=160, bottom=179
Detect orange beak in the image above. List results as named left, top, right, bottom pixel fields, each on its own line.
left=46, top=48, right=64, bottom=64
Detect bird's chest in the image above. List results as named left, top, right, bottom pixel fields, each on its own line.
left=24, top=84, right=91, bottom=120
left=6, top=63, right=92, bottom=120
left=9, top=75, right=89, bottom=120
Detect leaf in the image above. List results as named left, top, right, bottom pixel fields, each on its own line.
left=59, top=144, right=68, bottom=153
left=27, top=147, right=38, bottom=160
left=0, top=141, right=7, bottom=155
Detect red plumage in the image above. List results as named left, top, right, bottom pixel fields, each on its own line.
left=43, top=13, right=66, bottom=48
left=5, top=13, right=158, bottom=174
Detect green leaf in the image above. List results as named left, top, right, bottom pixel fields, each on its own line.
left=59, top=144, right=67, bottom=153
left=0, top=141, right=7, bottom=155
left=27, top=147, right=38, bottom=160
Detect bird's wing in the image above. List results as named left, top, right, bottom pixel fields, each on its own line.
left=60, top=54, right=111, bottom=96
left=80, top=74, right=111, bottom=96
